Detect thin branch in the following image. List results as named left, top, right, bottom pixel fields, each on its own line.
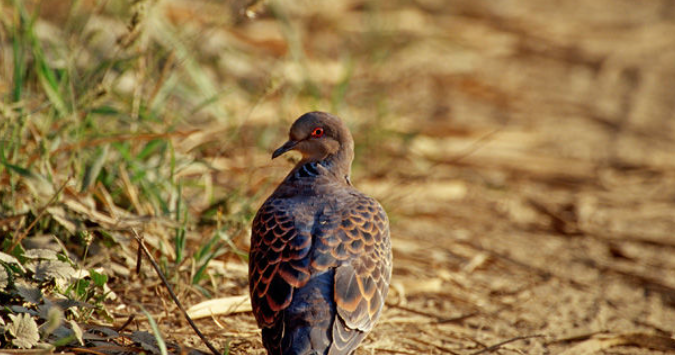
left=444, top=128, right=502, bottom=165
left=115, top=314, right=136, bottom=333
left=68, top=347, right=110, bottom=355
left=388, top=303, right=479, bottom=324
left=132, top=229, right=221, bottom=355
left=11, top=177, right=71, bottom=250
left=469, top=334, right=544, bottom=355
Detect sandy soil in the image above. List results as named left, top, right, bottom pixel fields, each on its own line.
left=18, top=0, right=675, bottom=354
left=160, top=1, right=675, bottom=354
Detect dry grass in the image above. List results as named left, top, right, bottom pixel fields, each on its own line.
left=2, top=0, right=675, bottom=354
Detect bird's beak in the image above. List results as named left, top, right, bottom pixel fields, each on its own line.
left=272, top=140, right=298, bottom=159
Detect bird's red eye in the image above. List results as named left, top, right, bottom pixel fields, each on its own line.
left=311, top=127, right=324, bottom=138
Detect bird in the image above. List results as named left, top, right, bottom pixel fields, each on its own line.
left=249, top=112, right=392, bottom=355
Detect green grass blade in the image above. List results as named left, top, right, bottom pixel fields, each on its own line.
left=21, top=3, right=69, bottom=117
left=11, top=24, right=25, bottom=103
left=140, top=306, right=168, bottom=355
left=137, top=139, right=165, bottom=161
left=81, top=145, right=109, bottom=192
left=174, top=180, right=185, bottom=264
left=33, top=51, right=69, bottom=117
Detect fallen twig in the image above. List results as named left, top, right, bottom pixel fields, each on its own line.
left=132, top=229, right=221, bottom=355
left=115, top=314, right=136, bottom=333
left=469, top=334, right=544, bottom=355
left=11, top=177, right=71, bottom=250
left=555, top=332, right=675, bottom=355
left=387, top=303, right=479, bottom=324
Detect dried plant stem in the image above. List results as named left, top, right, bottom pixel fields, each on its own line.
left=469, top=335, right=544, bottom=355
left=115, top=315, right=136, bottom=333
left=132, top=229, right=221, bottom=355
left=68, top=347, right=110, bottom=355
left=11, top=177, right=71, bottom=251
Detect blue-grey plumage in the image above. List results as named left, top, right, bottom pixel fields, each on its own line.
left=249, top=112, right=392, bottom=355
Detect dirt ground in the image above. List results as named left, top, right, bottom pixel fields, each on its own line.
left=144, top=1, right=675, bottom=354
left=9, top=0, right=675, bottom=354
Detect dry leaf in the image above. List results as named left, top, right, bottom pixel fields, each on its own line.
left=0, top=251, right=26, bottom=272
left=24, top=248, right=59, bottom=260
left=15, top=282, right=43, bottom=304
left=131, top=330, right=161, bottom=354
left=68, top=320, right=84, bottom=346
left=0, top=268, right=8, bottom=290
left=186, top=294, right=252, bottom=319
left=32, top=259, right=75, bottom=282
left=46, top=206, right=77, bottom=233
left=8, top=313, right=40, bottom=349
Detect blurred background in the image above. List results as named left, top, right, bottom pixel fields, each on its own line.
left=2, top=0, right=675, bottom=354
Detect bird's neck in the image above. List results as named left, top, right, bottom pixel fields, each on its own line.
left=287, top=148, right=353, bottom=186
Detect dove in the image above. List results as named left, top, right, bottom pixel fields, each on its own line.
left=249, top=112, right=392, bottom=355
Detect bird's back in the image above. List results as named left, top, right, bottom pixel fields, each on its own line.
left=250, top=178, right=391, bottom=355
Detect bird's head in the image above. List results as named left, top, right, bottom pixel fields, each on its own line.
left=272, top=112, right=354, bottom=164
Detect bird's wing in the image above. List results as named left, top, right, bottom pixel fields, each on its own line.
left=311, top=194, right=392, bottom=353
left=249, top=192, right=392, bottom=353
left=249, top=197, right=313, bottom=327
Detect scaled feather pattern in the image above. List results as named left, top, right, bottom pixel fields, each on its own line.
left=249, top=112, right=392, bottom=355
